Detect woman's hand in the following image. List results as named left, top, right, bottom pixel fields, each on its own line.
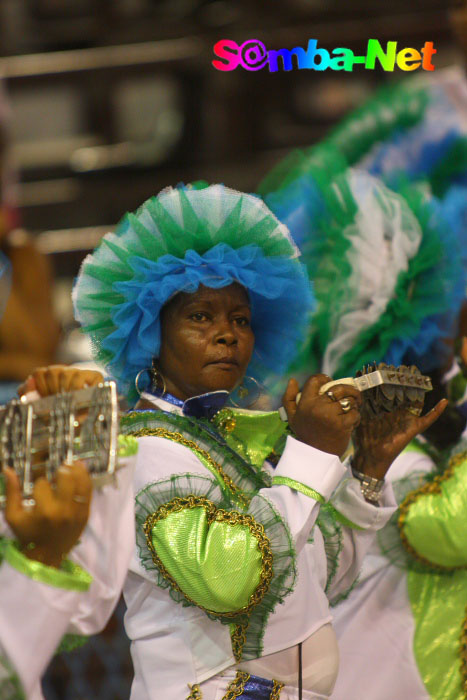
left=353, top=399, right=448, bottom=480
left=4, top=462, right=92, bottom=568
left=283, top=374, right=362, bottom=457
left=18, top=365, right=104, bottom=397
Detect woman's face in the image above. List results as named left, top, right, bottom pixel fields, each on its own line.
left=157, top=283, right=255, bottom=400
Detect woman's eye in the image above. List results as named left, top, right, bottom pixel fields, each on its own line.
left=234, top=316, right=250, bottom=327
left=190, top=312, right=208, bottom=321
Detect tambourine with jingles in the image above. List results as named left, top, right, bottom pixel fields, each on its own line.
left=0, top=381, right=120, bottom=508
left=279, top=363, right=432, bottom=421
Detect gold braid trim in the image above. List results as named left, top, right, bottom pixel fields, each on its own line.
left=271, top=680, right=285, bottom=698
left=461, top=605, right=467, bottom=698
left=398, top=451, right=467, bottom=572
left=128, top=427, right=250, bottom=508
left=144, top=496, right=274, bottom=619
left=186, top=684, right=203, bottom=700
left=230, top=621, right=249, bottom=662
left=222, top=671, right=251, bottom=699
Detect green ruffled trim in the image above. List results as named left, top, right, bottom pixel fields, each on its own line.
left=0, top=652, right=25, bottom=700
left=117, top=434, right=138, bottom=458
left=121, top=410, right=270, bottom=503
left=135, top=473, right=296, bottom=660
left=327, top=81, right=429, bottom=166
left=56, top=634, right=89, bottom=655
left=257, top=142, right=346, bottom=197
left=329, top=574, right=361, bottom=609
left=316, top=503, right=343, bottom=600
left=318, top=503, right=361, bottom=607
left=3, top=540, right=92, bottom=591
left=271, top=476, right=324, bottom=503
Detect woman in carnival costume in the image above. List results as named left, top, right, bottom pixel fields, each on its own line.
left=73, top=183, right=445, bottom=700
left=259, top=137, right=467, bottom=697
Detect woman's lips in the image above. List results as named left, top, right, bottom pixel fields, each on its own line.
left=207, top=358, right=239, bottom=369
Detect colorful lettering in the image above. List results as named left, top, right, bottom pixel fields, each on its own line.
left=396, top=47, right=422, bottom=71
left=365, top=39, right=397, bottom=71
left=268, top=47, right=309, bottom=73
left=330, top=48, right=356, bottom=72
left=421, top=41, right=437, bottom=71
left=212, top=40, right=240, bottom=71
left=212, top=37, right=436, bottom=73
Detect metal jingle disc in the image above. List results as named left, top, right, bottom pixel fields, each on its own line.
left=380, top=383, right=396, bottom=401
left=405, top=386, right=419, bottom=402
left=394, top=385, right=405, bottom=403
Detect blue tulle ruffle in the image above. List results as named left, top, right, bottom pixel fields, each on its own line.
left=101, top=243, right=314, bottom=393
left=440, top=185, right=467, bottom=272
left=263, top=176, right=326, bottom=250
left=365, top=128, right=460, bottom=185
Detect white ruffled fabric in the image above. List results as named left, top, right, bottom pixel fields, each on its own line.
left=322, top=170, right=422, bottom=377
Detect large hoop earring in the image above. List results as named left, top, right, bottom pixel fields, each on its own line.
left=135, top=368, right=152, bottom=397
left=134, top=361, right=167, bottom=397
left=151, top=359, right=167, bottom=395
left=229, top=375, right=263, bottom=409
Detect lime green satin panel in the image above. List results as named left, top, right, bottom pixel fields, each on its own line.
left=3, top=540, right=92, bottom=591
left=403, top=455, right=467, bottom=568
left=214, top=409, right=288, bottom=469
left=151, top=506, right=262, bottom=613
left=408, top=569, right=467, bottom=700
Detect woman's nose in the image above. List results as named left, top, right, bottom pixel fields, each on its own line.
left=214, top=323, right=237, bottom=345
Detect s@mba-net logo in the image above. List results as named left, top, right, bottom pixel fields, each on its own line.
left=212, top=38, right=436, bottom=73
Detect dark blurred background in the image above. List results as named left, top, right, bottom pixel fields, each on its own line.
left=0, top=0, right=463, bottom=697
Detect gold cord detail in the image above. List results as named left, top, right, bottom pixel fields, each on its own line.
left=271, top=679, right=285, bottom=698
left=221, top=671, right=251, bottom=699
left=186, top=684, right=203, bottom=700
left=230, top=621, right=249, bottom=662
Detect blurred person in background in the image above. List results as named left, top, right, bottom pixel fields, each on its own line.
left=0, top=82, right=60, bottom=403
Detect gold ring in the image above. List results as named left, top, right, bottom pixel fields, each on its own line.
left=326, top=390, right=337, bottom=402
left=73, top=495, right=88, bottom=504
left=339, top=398, right=353, bottom=412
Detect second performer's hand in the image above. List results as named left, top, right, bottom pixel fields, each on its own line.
left=353, top=399, right=448, bottom=480
left=283, top=374, right=362, bottom=457
left=4, top=461, right=92, bottom=568
left=18, top=364, right=104, bottom=397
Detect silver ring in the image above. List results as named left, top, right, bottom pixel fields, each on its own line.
left=73, top=495, right=88, bottom=504
left=326, top=390, right=337, bottom=402
left=339, top=398, right=353, bottom=413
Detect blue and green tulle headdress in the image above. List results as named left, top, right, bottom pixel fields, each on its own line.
left=73, top=183, right=314, bottom=400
